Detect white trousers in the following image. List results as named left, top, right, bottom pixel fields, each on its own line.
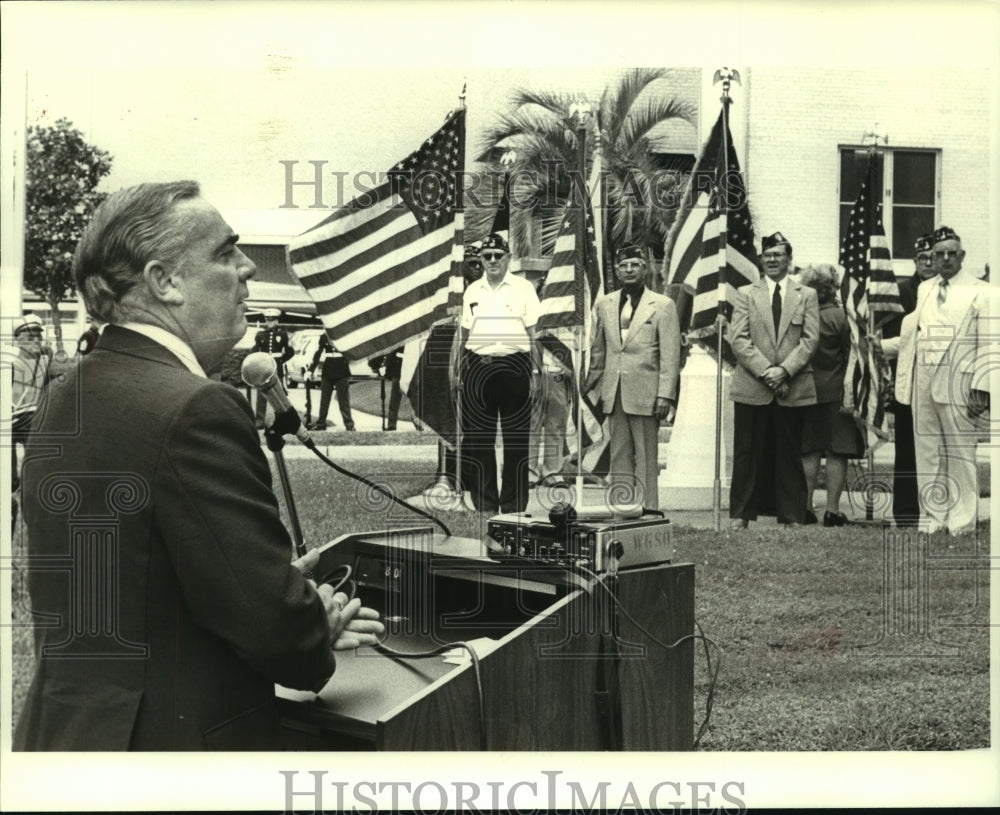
left=912, top=385, right=979, bottom=534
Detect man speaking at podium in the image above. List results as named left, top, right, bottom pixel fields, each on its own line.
left=15, top=181, right=383, bottom=751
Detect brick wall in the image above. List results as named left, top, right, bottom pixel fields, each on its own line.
left=740, top=66, right=991, bottom=273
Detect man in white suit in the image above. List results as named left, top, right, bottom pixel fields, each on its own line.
left=887, top=226, right=990, bottom=535
left=585, top=246, right=680, bottom=510
left=728, top=232, right=819, bottom=528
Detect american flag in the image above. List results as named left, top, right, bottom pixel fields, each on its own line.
left=839, top=154, right=904, bottom=449
left=536, top=157, right=609, bottom=477
left=288, top=109, right=466, bottom=361
left=663, top=107, right=758, bottom=368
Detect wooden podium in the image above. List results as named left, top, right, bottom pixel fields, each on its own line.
left=276, top=528, right=694, bottom=750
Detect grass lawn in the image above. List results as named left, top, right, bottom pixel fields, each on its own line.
left=9, top=454, right=990, bottom=751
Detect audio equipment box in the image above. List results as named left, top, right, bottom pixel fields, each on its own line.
left=485, top=513, right=673, bottom=573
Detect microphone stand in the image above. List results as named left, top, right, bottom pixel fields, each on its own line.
left=264, top=408, right=308, bottom=559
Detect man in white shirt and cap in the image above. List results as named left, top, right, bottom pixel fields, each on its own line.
left=886, top=225, right=991, bottom=535
left=453, top=232, right=541, bottom=514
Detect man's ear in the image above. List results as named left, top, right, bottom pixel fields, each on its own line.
left=143, top=260, right=184, bottom=305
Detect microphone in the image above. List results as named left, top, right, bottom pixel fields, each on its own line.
left=241, top=352, right=312, bottom=445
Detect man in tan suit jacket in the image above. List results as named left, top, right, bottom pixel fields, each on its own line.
left=585, top=246, right=680, bottom=510
left=886, top=226, right=991, bottom=535
left=729, top=232, right=819, bottom=527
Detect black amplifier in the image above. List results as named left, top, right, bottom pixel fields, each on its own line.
left=486, top=513, right=673, bottom=573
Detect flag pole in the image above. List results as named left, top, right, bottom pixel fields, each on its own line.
left=864, top=140, right=879, bottom=523
left=712, top=68, right=740, bottom=532
left=452, top=81, right=468, bottom=503
left=574, top=110, right=589, bottom=500
left=850, top=126, right=892, bottom=528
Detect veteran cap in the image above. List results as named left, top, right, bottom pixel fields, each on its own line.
left=761, top=232, right=791, bottom=252
left=13, top=314, right=43, bottom=337
left=615, top=245, right=644, bottom=263
left=933, top=225, right=961, bottom=245
left=481, top=233, right=509, bottom=253
left=914, top=233, right=935, bottom=253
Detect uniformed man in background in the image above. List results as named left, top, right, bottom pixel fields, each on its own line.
left=252, top=307, right=293, bottom=428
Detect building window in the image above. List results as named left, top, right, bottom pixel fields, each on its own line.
left=839, top=147, right=939, bottom=261
left=239, top=243, right=294, bottom=284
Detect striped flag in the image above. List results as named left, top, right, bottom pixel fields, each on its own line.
left=839, top=154, right=904, bottom=449
left=288, top=109, right=466, bottom=361
left=536, top=156, right=609, bottom=477
left=663, top=107, right=758, bottom=368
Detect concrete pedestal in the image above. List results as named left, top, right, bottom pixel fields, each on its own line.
left=661, top=346, right=731, bottom=510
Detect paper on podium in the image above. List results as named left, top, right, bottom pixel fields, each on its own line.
left=441, top=637, right=499, bottom=666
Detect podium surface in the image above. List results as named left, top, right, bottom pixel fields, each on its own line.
left=277, top=528, right=694, bottom=750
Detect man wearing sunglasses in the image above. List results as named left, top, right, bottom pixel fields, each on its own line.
left=453, top=232, right=541, bottom=514
left=888, top=226, right=990, bottom=535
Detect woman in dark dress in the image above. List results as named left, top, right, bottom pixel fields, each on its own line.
left=799, top=264, right=864, bottom=526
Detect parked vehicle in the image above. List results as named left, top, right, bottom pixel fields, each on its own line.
left=285, top=329, right=373, bottom=387
left=286, top=329, right=323, bottom=388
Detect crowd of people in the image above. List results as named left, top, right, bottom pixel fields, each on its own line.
left=5, top=176, right=991, bottom=752
left=728, top=227, right=989, bottom=534
left=10, top=222, right=988, bottom=535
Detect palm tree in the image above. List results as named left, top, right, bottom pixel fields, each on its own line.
left=474, top=68, right=696, bottom=289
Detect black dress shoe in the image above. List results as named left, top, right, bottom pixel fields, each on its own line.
left=823, top=511, right=847, bottom=527
left=804, top=510, right=818, bottom=525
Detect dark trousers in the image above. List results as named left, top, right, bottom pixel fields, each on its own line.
left=730, top=400, right=808, bottom=524
left=10, top=411, right=33, bottom=493
left=461, top=351, right=531, bottom=513
left=891, top=404, right=920, bottom=527
left=317, top=375, right=354, bottom=429
left=384, top=377, right=402, bottom=430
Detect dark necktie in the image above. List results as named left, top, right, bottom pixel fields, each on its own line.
left=772, top=282, right=782, bottom=333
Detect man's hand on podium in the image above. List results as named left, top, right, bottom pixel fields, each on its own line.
left=293, top=550, right=385, bottom=649
left=318, top=583, right=385, bottom=650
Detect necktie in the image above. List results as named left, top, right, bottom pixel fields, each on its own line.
left=772, top=282, right=782, bottom=333
left=620, top=296, right=634, bottom=344
left=938, top=278, right=949, bottom=306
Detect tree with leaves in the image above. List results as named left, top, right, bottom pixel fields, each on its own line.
left=24, top=118, right=113, bottom=351
left=475, top=68, right=696, bottom=290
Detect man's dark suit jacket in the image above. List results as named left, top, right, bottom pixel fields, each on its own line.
left=15, top=325, right=335, bottom=750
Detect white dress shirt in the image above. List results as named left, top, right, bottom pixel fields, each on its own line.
left=461, top=272, right=540, bottom=356
left=121, top=322, right=207, bottom=378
